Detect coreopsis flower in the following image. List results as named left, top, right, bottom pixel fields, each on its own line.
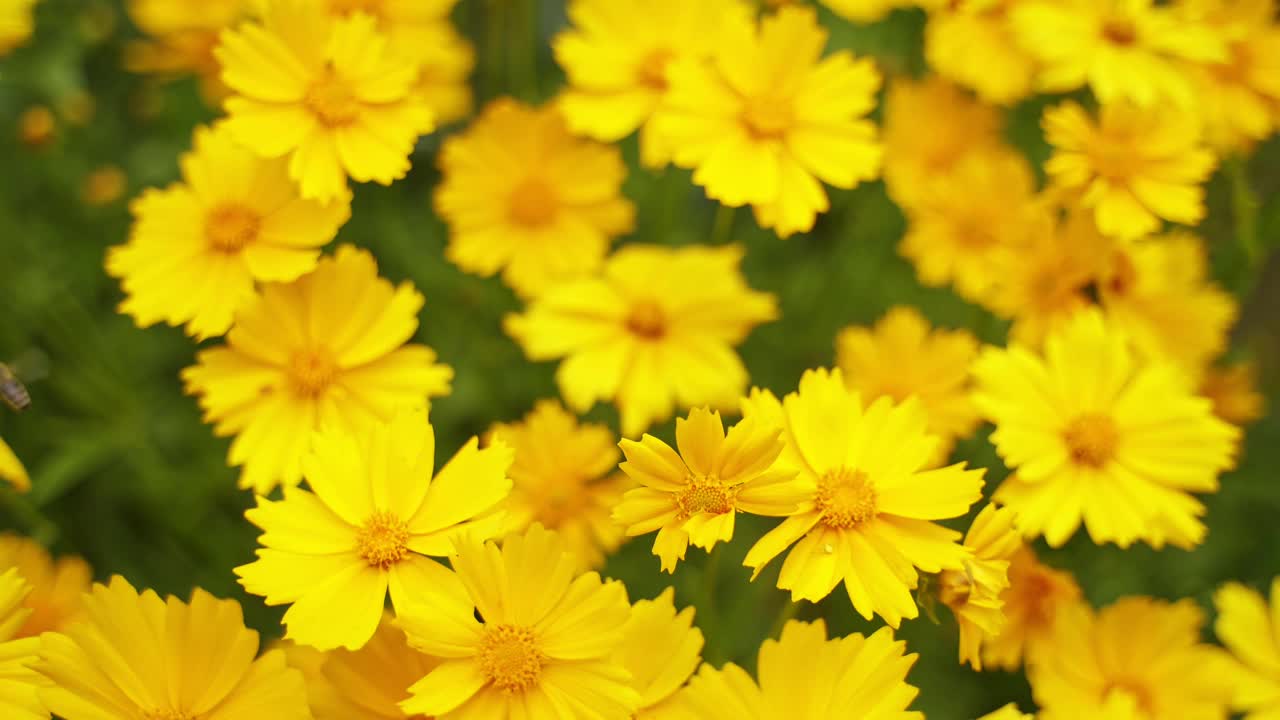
left=1200, top=362, right=1267, bottom=427
left=615, top=407, right=805, bottom=572
left=0, top=0, right=38, bottom=56
left=978, top=705, right=1034, bottom=720
left=505, top=244, right=777, bottom=437
left=649, top=6, right=882, bottom=238
left=982, top=547, right=1082, bottom=671
left=1043, top=101, right=1217, bottom=240
left=108, top=124, right=351, bottom=340
left=0, top=569, right=45, bottom=720
left=0, top=535, right=90, bottom=637
left=1028, top=597, right=1235, bottom=720
left=668, top=620, right=923, bottom=719
left=37, top=576, right=310, bottom=720
left=1214, top=578, right=1280, bottom=719
left=487, top=400, right=630, bottom=569
left=396, top=525, right=640, bottom=718
left=435, top=99, right=635, bottom=298
left=125, top=0, right=250, bottom=102
left=1011, top=0, right=1226, bottom=108
left=836, top=307, right=982, bottom=466
left=236, top=409, right=513, bottom=650
left=553, top=0, right=752, bottom=166
left=742, top=368, right=985, bottom=627
left=216, top=0, right=435, bottom=201
left=182, top=245, right=452, bottom=492
left=973, top=309, right=1239, bottom=549
left=0, top=437, right=27, bottom=491
left=819, top=0, right=912, bottom=25
left=616, top=588, right=704, bottom=719
left=936, top=504, right=1021, bottom=670
left=925, top=0, right=1038, bottom=105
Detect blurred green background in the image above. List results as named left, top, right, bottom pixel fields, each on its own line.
left=1, top=1, right=1278, bottom=717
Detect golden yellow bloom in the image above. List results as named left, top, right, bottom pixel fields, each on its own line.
left=182, top=245, right=453, bottom=493
left=1029, top=597, right=1235, bottom=720
left=125, top=0, right=250, bottom=102
left=505, top=244, right=777, bottom=438
left=216, top=0, right=434, bottom=201
left=742, top=368, right=985, bottom=627
left=38, top=576, right=310, bottom=720
left=0, top=568, right=45, bottom=720
left=649, top=6, right=882, bottom=238
left=819, top=0, right=911, bottom=24
left=981, top=547, right=1081, bottom=671
left=668, top=620, right=923, bottom=718
left=108, top=124, right=350, bottom=340
left=0, top=437, right=28, bottom=491
left=0, top=535, right=89, bottom=637
left=616, top=407, right=804, bottom=572
left=396, top=524, right=640, bottom=718
left=1200, top=362, right=1267, bottom=427
left=236, top=409, right=512, bottom=650
left=837, top=307, right=982, bottom=466
left=435, top=99, right=635, bottom=298
left=925, top=0, right=1038, bottom=105
left=17, top=105, right=55, bottom=148
left=0, top=0, right=38, bottom=56
left=973, top=309, right=1239, bottom=549
left=1214, top=578, right=1280, bottom=720
left=937, top=504, right=1021, bottom=670
left=979, top=704, right=1035, bottom=720
left=554, top=0, right=752, bottom=166
left=617, top=588, right=704, bottom=719
left=1043, top=101, right=1217, bottom=240
left=80, top=165, right=127, bottom=207
left=1012, top=0, right=1226, bottom=107
left=487, top=400, right=629, bottom=570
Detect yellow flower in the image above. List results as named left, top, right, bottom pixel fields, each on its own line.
left=1200, top=362, right=1267, bottom=427
left=979, top=704, right=1035, bottom=720
left=616, top=407, right=805, bottom=573
left=37, top=575, right=310, bottom=720
left=649, top=6, right=882, bottom=238
left=668, top=619, right=923, bottom=719
left=396, top=524, right=640, bottom=718
left=0, top=0, right=38, bottom=56
left=1214, top=578, right=1280, bottom=720
left=125, top=0, right=250, bottom=102
left=973, top=309, right=1239, bottom=549
left=616, top=588, right=704, bottom=719
left=236, top=409, right=513, bottom=650
left=836, top=306, right=982, bottom=464
left=0, top=568, right=45, bottom=720
left=435, top=99, right=635, bottom=298
left=981, top=546, right=1081, bottom=671
left=1029, top=597, right=1235, bottom=720
left=925, top=0, right=1038, bottom=105
left=182, top=245, right=453, bottom=493
left=819, top=0, right=912, bottom=25
left=553, top=0, right=752, bottom=167
left=742, top=368, right=985, bottom=627
left=216, top=0, right=434, bottom=201
left=1043, top=101, right=1217, bottom=240
left=936, top=504, right=1020, bottom=670
left=108, top=124, right=350, bottom=340
left=0, top=535, right=90, bottom=637
left=0, top=437, right=28, bottom=491
left=1011, top=0, right=1226, bottom=107
left=505, top=244, right=777, bottom=438
left=487, top=400, right=630, bottom=570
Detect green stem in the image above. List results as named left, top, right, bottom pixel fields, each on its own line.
left=699, top=544, right=725, bottom=663
left=483, top=0, right=505, bottom=101
left=710, top=204, right=737, bottom=245
left=1229, top=155, right=1261, bottom=268
left=520, top=0, right=541, bottom=101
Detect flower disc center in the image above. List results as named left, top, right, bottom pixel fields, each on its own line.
left=1062, top=412, right=1119, bottom=469
left=305, top=68, right=361, bottom=128
left=288, top=348, right=339, bottom=397
left=356, top=510, right=410, bottom=569
left=205, top=205, right=261, bottom=253
left=507, top=178, right=558, bottom=228
left=817, top=468, right=878, bottom=529
left=479, top=624, right=546, bottom=694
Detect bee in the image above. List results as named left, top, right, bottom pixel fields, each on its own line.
left=0, top=363, right=30, bottom=413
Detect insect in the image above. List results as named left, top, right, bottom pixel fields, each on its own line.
left=0, top=363, right=31, bottom=413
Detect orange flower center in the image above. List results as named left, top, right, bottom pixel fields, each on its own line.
left=479, top=624, right=546, bottom=693
left=1101, top=18, right=1138, bottom=47
left=1062, top=413, right=1118, bottom=469
left=817, top=468, right=878, bottom=529
left=937, top=566, right=972, bottom=609
left=356, top=510, right=410, bottom=569
left=1103, top=679, right=1154, bottom=715
left=676, top=476, right=735, bottom=519
left=204, top=204, right=261, bottom=253
left=507, top=178, right=558, bottom=228
left=305, top=67, right=361, bottom=128
left=288, top=348, right=339, bottom=397
left=637, top=48, right=674, bottom=91
left=742, top=97, right=793, bottom=140
left=625, top=301, right=666, bottom=340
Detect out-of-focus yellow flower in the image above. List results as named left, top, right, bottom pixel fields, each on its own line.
left=820, top=0, right=913, bottom=24
left=216, top=0, right=434, bottom=201
left=650, top=6, right=882, bottom=238
left=1012, top=0, right=1226, bottom=108
left=0, top=437, right=29, bottom=491
left=616, top=588, right=704, bottom=719
left=925, top=0, right=1038, bottom=105
left=505, top=244, right=776, bottom=438
left=0, top=0, right=39, bottom=56
left=742, top=368, right=985, bottom=628
left=0, top=535, right=90, bottom=637
left=81, top=166, right=127, bottom=207
left=554, top=0, right=752, bottom=167
left=488, top=400, right=629, bottom=570
left=1200, top=361, right=1267, bottom=427
left=982, top=547, right=1081, bottom=671
left=937, top=504, right=1021, bottom=670
left=1029, top=597, right=1235, bottom=720
left=974, top=309, right=1239, bottom=550
left=37, top=576, right=310, bottom=720
left=616, top=407, right=804, bottom=572
left=125, top=0, right=251, bottom=102
left=108, top=124, right=350, bottom=340
left=17, top=106, right=54, bottom=147
left=435, top=99, right=635, bottom=298
left=836, top=306, right=983, bottom=464
left=1214, top=578, right=1280, bottom=720
left=0, top=568, right=44, bottom=720
left=182, top=245, right=453, bottom=492
left=978, top=704, right=1035, bottom=720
